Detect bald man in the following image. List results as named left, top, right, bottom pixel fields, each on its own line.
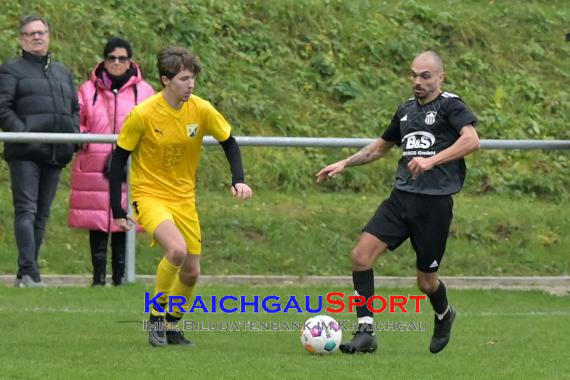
left=316, top=51, right=480, bottom=354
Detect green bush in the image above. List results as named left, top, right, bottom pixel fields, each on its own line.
left=0, top=0, right=568, bottom=199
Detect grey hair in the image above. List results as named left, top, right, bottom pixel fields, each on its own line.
left=20, top=15, right=49, bottom=33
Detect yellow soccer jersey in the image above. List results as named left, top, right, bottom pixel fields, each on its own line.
left=117, top=92, right=231, bottom=201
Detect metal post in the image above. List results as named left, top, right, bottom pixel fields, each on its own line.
left=125, top=156, right=136, bottom=283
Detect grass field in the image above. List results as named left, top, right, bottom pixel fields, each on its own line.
left=0, top=186, right=569, bottom=277
left=1, top=283, right=569, bottom=379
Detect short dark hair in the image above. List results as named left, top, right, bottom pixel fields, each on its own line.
left=20, top=15, right=49, bottom=33
left=157, top=47, right=201, bottom=86
left=103, top=37, right=133, bottom=58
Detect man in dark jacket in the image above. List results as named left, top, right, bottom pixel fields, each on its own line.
left=0, top=15, right=79, bottom=287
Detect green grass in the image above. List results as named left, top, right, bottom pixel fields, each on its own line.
left=0, top=283, right=569, bottom=379
left=0, top=163, right=568, bottom=277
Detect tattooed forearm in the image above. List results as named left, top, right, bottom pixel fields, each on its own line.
left=345, top=143, right=379, bottom=167
left=343, top=139, right=394, bottom=168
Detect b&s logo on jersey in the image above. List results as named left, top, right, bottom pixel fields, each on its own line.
left=402, top=131, right=436, bottom=157
left=402, top=131, right=435, bottom=149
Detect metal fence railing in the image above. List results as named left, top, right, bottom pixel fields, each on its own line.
left=1, top=132, right=569, bottom=282
left=1, top=132, right=570, bottom=149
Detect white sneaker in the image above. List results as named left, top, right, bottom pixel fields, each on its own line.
left=16, top=275, right=46, bottom=288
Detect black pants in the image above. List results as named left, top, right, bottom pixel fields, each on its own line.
left=89, top=230, right=126, bottom=285
left=8, top=160, right=62, bottom=280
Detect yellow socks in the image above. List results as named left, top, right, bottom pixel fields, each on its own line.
left=168, top=275, right=195, bottom=319
left=151, top=257, right=180, bottom=317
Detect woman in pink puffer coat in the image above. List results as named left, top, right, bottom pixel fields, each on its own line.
left=68, top=37, right=154, bottom=286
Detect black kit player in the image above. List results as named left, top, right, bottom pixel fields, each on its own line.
left=316, top=50, right=480, bottom=354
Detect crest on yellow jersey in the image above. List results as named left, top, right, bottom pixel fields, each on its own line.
left=186, top=124, right=199, bottom=138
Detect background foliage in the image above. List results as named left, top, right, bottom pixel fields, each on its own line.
left=0, top=0, right=568, bottom=198
left=0, top=1, right=568, bottom=276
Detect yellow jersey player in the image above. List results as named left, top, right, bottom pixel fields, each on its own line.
left=109, top=47, right=252, bottom=347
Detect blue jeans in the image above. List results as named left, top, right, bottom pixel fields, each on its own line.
left=8, top=160, right=62, bottom=278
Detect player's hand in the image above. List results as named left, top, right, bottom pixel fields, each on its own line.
left=315, top=161, right=346, bottom=183
left=113, top=215, right=137, bottom=231
left=407, top=157, right=435, bottom=179
left=232, top=183, right=252, bottom=200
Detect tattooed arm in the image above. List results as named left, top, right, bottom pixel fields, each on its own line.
left=344, top=138, right=395, bottom=167
left=316, top=138, right=395, bottom=183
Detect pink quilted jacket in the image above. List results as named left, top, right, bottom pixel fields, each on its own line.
left=68, top=62, right=154, bottom=232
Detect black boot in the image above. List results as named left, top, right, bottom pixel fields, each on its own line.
left=89, top=230, right=108, bottom=287
left=111, top=232, right=126, bottom=286
left=339, top=323, right=378, bottom=354
left=430, top=305, right=456, bottom=353
left=165, top=314, right=191, bottom=346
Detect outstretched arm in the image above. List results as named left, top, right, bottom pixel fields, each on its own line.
left=219, top=135, right=252, bottom=200
left=316, top=138, right=395, bottom=183
left=407, top=125, right=480, bottom=179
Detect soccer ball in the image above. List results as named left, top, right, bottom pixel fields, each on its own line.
left=300, top=315, right=342, bottom=354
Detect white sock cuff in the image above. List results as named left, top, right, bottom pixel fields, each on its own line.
left=358, top=316, right=374, bottom=325
left=436, top=305, right=451, bottom=320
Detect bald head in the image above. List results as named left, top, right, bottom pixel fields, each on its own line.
left=412, top=51, right=444, bottom=73
left=409, top=51, right=445, bottom=104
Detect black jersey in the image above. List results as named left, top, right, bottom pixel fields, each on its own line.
left=381, top=92, right=477, bottom=195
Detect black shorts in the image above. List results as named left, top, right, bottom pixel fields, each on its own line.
left=363, top=189, right=454, bottom=273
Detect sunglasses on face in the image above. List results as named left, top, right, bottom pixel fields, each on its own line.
left=106, top=55, right=130, bottom=63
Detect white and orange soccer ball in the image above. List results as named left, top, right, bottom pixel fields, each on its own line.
left=300, top=315, right=342, bottom=354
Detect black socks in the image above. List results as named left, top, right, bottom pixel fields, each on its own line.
left=428, top=280, right=449, bottom=315
left=352, top=269, right=374, bottom=319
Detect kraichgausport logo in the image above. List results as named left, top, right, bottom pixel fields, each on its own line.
left=144, top=292, right=426, bottom=314
left=142, top=319, right=427, bottom=332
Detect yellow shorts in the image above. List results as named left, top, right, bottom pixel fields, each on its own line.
left=131, top=197, right=201, bottom=254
